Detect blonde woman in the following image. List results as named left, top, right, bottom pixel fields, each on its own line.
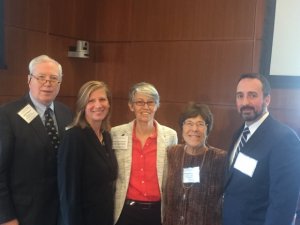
left=58, top=81, right=118, bottom=225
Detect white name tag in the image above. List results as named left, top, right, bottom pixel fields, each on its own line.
left=18, top=104, right=38, bottom=123
left=234, top=152, right=257, bottom=177
left=183, top=166, right=200, bottom=183
left=112, top=135, right=128, bottom=149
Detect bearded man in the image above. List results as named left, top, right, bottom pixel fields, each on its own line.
left=222, top=73, right=300, bottom=225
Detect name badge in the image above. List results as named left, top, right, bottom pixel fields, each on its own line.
left=18, top=104, right=38, bottom=123
left=112, top=135, right=128, bottom=149
left=234, top=152, right=257, bottom=177
left=183, top=166, right=200, bottom=183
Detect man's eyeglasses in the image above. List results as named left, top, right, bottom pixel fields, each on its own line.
left=133, top=100, right=156, bottom=107
left=183, top=121, right=207, bottom=129
left=30, top=74, right=61, bottom=86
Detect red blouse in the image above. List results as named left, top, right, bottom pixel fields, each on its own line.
left=126, top=124, right=160, bottom=201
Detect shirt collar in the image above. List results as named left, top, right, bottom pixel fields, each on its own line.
left=133, top=120, right=157, bottom=139
left=29, top=92, right=54, bottom=116
left=246, top=111, right=269, bottom=135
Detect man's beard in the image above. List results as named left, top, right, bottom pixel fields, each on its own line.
left=239, top=104, right=266, bottom=123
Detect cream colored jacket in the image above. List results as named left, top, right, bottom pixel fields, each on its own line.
left=111, top=120, right=178, bottom=224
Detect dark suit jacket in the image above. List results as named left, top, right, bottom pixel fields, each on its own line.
left=223, top=115, right=300, bottom=225
left=0, top=95, right=72, bottom=225
left=57, top=126, right=118, bottom=225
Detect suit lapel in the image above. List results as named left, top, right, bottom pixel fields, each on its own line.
left=53, top=103, right=68, bottom=140
left=156, top=122, right=167, bottom=189
left=22, top=96, right=51, bottom=149
left=224, top=116, right=273, bottom=190
left=124, top=122, right=133, bottom=182
left=114, top=122, right=133, bottom=186
left=157, top=130, right=165, bottom=161
left=84, top=128, right=113, bottom=165
left=30, top=114, right=50, bottom=144
left=243, top=118, right=271, bottom=153
left=224, top=126, right=244, bottom=190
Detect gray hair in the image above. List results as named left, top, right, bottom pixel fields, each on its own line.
left=128, top=82, right=160, bottom=107
left=28, top=55, right=63, bottom=78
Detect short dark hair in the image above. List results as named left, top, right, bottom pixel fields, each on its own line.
left=238, top=73, right=271, bottom=97
left=179, top=102, right=213, bottom=136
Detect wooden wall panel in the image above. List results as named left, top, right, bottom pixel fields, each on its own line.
left=49, top=0, right=98, bottom=40
left=96, top=0, right=133, bottom=41
left=46, top=35, right=97, bottom=97
left=270, top=89, right=300, bottom=109
left=253, top=40, right=262, bottom=72
left=255, top=0, right=266, bottom=39
left=106, top=41, right=254, bottom=104
left=4, top=0, right=48, bottom=31
left=0, top=96, right=19, bottom=102
left=131, top=0, right=256, bottom=40
left=270, top=107, right=300, bottom=136
left=2, top=0, right=300, bottom=150
left=0, top=27, right=47, bottom=97
left=208, top=105, right=242, bottom=149
left=94, top=43, right=130, bottom=92
left=56, top=96, right=77, bottom=112
left=110, top=98, right=134, bottom=126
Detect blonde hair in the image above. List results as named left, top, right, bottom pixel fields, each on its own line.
left=69, top=81, right=112, bottom=131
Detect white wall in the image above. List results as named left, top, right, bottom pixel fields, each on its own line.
left=270, top=0, right=300, bottom=76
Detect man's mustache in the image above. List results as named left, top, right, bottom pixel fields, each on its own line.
left=240, top=106, right=255, bottom=112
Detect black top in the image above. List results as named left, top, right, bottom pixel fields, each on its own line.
left=58, top=126, right=118, bottom=225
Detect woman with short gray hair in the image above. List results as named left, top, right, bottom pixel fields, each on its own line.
left=111, top=82, right=178, bottom=225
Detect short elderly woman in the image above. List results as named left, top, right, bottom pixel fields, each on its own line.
left=163, top=103, right=227, bottom=225
left=111, top=82, right=178, bottom=225
left=58, top=81, right=118, bottom=225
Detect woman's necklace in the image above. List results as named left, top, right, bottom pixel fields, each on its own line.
left=179, top=145, right=208, bottom=224
left=181, top=144, right=208, bottom=190
left=96, top=131, right=105, bottom=146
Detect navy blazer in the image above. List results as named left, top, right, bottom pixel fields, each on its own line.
left=0, top=95, right=72, bottom=225
left=223, top=115, right=300, bottom=225
left=58, top=126, right=118, bottom=225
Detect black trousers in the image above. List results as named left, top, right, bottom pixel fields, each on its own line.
left=116, top=200, right=162, bottom=225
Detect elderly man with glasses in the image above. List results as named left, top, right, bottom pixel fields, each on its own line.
left=0, top=55, right=73, bottom=225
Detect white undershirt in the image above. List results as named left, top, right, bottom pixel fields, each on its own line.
left=229, top=111, right=269, bottom=165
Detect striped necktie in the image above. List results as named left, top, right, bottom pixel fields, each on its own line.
left=231, top=126, right=250, bottom=165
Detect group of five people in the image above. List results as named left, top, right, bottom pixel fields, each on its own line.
left=0, top=55, right=299, bottom=225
